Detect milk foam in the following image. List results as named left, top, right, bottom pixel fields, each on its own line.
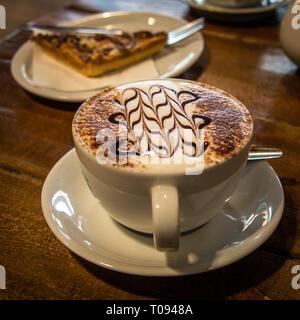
left=73, top=80, right=253, bottom=173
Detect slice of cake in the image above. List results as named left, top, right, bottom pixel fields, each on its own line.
left=30, top=31, right=167, bottom=77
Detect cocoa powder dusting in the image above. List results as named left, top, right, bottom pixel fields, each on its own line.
left=73, top=81, right=253, bottom=169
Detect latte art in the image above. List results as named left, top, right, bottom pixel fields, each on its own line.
left=108, top=85, right=211, bottom=159
left=73, top=80, right=253, bottom=170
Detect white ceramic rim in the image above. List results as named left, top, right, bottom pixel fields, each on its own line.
left=184, top=0, right=290, bottom=14
left=41, top=148, right=284, bottom=276
left=11, top=11, right=204, bottom=102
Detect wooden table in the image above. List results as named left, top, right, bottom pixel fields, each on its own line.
left=0, top=0, right=299, bottom=300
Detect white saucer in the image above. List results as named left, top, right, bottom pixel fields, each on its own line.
left=41, top=148, right=284, bottom=276
left=184, top=0, right=290, bottom=22
left=11, top=11, right=204, bottom=102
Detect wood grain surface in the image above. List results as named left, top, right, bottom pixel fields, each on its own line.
left=0, top=0, right=299, bottom=300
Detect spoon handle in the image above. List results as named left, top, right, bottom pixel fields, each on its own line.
left=248, top=148, right=283, bottom=160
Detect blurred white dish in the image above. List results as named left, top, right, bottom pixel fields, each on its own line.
left=184, top=0, right=290, bottom=22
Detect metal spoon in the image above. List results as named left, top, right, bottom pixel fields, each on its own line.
left=248, top=148, right=282, bottom=160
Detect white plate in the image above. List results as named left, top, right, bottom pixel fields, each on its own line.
left=41, top=149, right=284, bottom=276
left=184, top=0, right=290, bottom=22
left=11, top=12, right=204, bottom=102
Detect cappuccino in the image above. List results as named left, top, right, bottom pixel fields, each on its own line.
left=73, top=80, right=253, bottom=172
left=72, top=79, right=253, bottom=250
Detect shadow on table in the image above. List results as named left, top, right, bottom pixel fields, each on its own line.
left=25, top=90, right=82, bottom=111
left=71, top=184, right=296, bottom=300
left=179, top=46, right=210, bottom=81
left=262, top=179, right=299, bottom=257
left=280, top=68, right=300, bottom=98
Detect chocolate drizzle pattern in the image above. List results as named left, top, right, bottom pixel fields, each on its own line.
left=73, top=81, right=253, bottom=168
left=108, top=85, right=211, bottom=158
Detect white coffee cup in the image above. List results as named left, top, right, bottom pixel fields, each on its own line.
left=72, top=79, right=253, bottom=252
left=280, top=0, right=300, bottom=68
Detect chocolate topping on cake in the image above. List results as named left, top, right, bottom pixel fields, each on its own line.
left=30, top=31, right=167, bottom=63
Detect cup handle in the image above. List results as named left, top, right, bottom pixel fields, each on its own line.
left=151, top=185, right=179, bottom=251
